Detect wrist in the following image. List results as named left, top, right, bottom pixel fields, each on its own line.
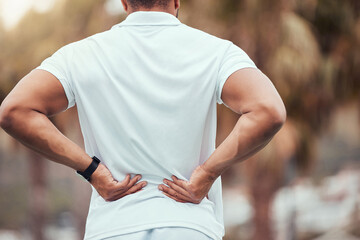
left=76, top=156, right=101, bottom=182
left=199, top=164, right=220, bottom=181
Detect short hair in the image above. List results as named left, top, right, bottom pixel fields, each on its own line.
left=127, top=0, right=171, bottom=10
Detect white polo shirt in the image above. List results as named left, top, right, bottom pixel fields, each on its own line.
left=36, top=11, right=256, bottom=240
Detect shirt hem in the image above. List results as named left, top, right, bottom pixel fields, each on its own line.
left=35, top=65, right=75, bottom=110
left=84, top=221, right=223, bottom=240
left=217, top=65, right=257, bottom=105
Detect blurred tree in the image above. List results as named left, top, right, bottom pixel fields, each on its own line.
left=200, top=0, right=359, bottom=239
left=0, top=0, right=120, bottom=239
left=28, top=152, right=47, bottom=240
left=0, top=0, right=359, bottom=240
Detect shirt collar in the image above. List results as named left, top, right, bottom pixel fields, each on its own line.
left=115, top=11, right=182, bottom=27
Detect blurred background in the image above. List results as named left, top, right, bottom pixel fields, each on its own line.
left=0, top=0, right=359, bottom=239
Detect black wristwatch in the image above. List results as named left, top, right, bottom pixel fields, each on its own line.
left=76, top=156, right=101, bottom=182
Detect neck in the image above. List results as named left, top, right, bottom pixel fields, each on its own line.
left=127, top=7, right=177, bottom=17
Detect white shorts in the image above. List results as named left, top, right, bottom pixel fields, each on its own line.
left=103, top=227, right=214, bottom=240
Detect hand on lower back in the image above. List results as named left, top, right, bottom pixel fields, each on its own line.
left=158, top=165, right=217, bottom=204
left=90, top=163, right=147, bottom=202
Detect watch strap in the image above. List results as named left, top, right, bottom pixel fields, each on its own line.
left=76, top=156, right=101, bottom=181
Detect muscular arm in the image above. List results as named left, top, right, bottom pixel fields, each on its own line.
left=0, top=70, right=92, bottom=170
left=159, top=68, right=286, bottom=203
left=202, top=68, right=286, bottom=176
left=0, top=70, right=146, bottom=201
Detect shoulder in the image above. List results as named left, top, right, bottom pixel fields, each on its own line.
left=58, top=28, right=114, bottom=53
left=180, top=25, right=253, bottom=60
left=179, top=23, right=232, bottom=47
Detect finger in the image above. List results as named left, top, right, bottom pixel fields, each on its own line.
left=163, top=179, right=191, bottom=198
left=161, top=192, right=188, bottom=203
left=108, top=181, right=147, bottom=201
left=158, top=184, right=192, bottom=202
left=124, top=181, right=147, bottom=196
left=120, top=174, right=131, bottom=186
left=113, top=174, right=141, bottom=194
left=111, top=174, right=131, bottom=193
left=171, top=175, right=188, bottom=189
left=126, top=174, right=142, bottom=188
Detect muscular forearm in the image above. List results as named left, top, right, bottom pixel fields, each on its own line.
left=0, top=108, right=147, bottom=201
left=0, top=108, right=91, bottom=172
left=0, top=71, right=147, bottom=201
left=159, top=69, right=287, bottom=203
left=202, top=107, right=285, bottom=179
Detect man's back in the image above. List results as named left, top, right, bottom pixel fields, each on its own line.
left=60, top=12, right=226, bottom=180
left=0, top=0, right=287, bottom=235
left=35, top=11, right=257, bottom=240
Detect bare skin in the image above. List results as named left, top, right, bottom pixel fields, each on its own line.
left=0, top=0, right=181, bottom=203
left=0, top=0, right=286, bottom=205
left=120, top=0, right=180, bottom=16
left=0, top=70, right=147, bottom=202
left=158, top=68, right=286, bottom=203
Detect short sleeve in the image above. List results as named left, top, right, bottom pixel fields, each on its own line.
left=216, top=42, right=257, bottom=104
left=35, top=46, right=76, bottom=110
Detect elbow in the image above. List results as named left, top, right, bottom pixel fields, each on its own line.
left=266, top=101, right=287, bottom=132
left=255, top=100, right=286, bottom=135
left=0, top=103, right=17, bottom=131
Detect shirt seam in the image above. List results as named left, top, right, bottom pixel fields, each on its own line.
left=215, top=41, right=233, bottom=104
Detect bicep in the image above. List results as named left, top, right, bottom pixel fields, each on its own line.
left=221, top=68, right=284, bottom=115
left=2, top=69, right=69, bottom=116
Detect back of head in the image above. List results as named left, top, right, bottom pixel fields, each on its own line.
left=127, top=0, right=171, bottom=10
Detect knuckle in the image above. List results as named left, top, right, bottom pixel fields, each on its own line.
left=118, top=180, right=127, bottom=186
